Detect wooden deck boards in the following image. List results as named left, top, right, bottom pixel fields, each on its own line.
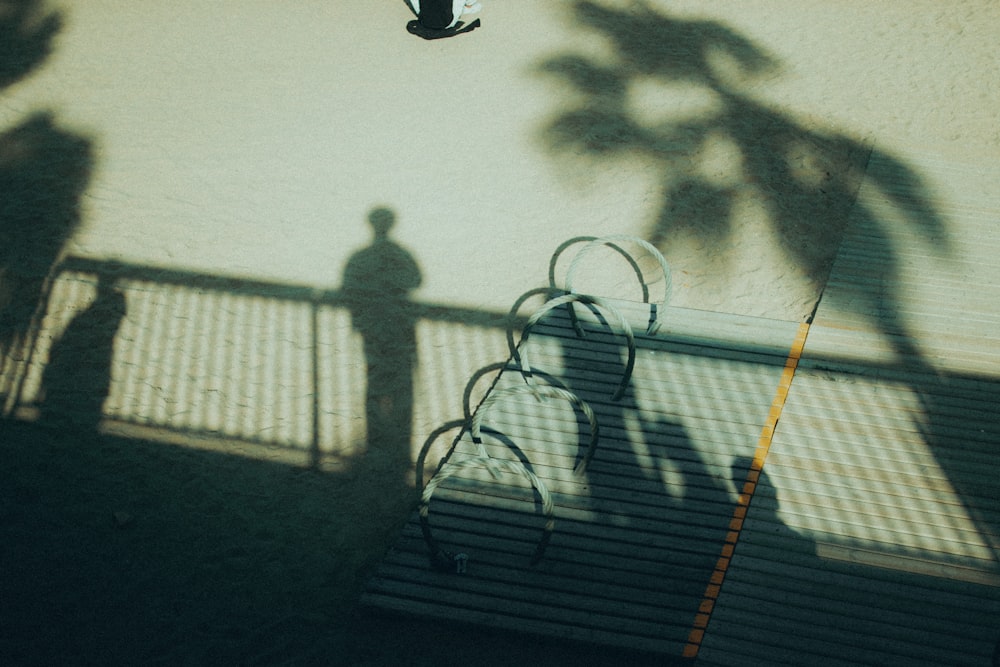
left=362, top=301, right=800, bottom=656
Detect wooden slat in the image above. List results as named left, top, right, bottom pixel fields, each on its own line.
left=362, top=298, right=795, bottom=655
left=388, top=525, right=716, bottom=596
left=700, top=153, right=1000, bottom=664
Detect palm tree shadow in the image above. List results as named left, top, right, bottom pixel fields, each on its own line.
left=535, top=0, right=949, bottom=324
left=1, top=2, right=94, bottom=410
left=1, top=113, right=93, bottom=353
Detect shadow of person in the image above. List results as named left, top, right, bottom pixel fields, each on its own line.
left=342, top=207, right=422, bottom=496
left=1, top=2, right=93, bottom=404
left=0, top=114, right=93, bottom=375
left=39, top=275, right=126, bottom=436
left=0, top=0, right=62, bottom=90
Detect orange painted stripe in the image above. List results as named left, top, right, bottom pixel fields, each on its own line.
left=682, top=322, right=809, bottom=660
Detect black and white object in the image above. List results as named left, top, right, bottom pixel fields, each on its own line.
left=405, top=0, right=481, bottom=39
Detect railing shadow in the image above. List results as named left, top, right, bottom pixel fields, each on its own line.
left=2, top=254, right=518, bottom=465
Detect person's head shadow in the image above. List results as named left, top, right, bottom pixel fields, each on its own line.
left=0, top=114, right=93, bottom=352
left=343, top=207, right=421, bottom=313
left=341, top=207, right=423, bottom=496
left=731, top=456, right=816, bottom=556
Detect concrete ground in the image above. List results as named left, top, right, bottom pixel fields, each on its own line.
left=8, top=1, right=998, bottom=316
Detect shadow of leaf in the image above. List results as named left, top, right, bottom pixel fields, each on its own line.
left=0, top=0, right=62, bottom=90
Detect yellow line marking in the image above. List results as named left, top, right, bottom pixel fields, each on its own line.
left=682, top=321, right=810, bottom=660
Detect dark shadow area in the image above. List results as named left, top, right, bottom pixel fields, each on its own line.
left=0, top=1, right=93, bottom=404
left=0, top=406, right=687, bottom=666
left=723, top=448, right=1000, bottom=664
left=342, top=207, right=422, bottom=500
left=39, top=275, right=126, bottom=433
left=918, top=371, right=1000, bottom=567
left=0, top=0, right=61, bottom=89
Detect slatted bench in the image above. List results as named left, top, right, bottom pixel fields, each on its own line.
left=362, top=294, right=803, bottom=657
